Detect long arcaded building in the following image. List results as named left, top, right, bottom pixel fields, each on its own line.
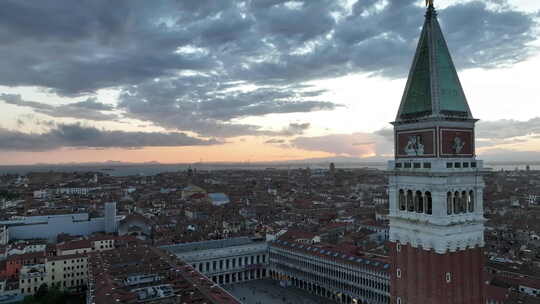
left=161, top=237, right=268, bottom=285
left=161, top=236, right=391, bottom=303
left=269, top=240, right=390, bottom=304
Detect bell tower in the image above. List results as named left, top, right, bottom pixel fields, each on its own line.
left=388, top=3, right=486, bottom=304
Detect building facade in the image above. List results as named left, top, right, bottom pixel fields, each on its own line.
left=104, top=202, right=117, bottom=234
left=269, top=240, right=390, bottom=304
left=388, top=3, right=486, bottom=304
left=162, top=237, right=392, bottom=303
left=0, top=211, right=120, bottom=241
left=18, top=254, right=88, bottom=296
left=161, top=237, right=268, bottom=285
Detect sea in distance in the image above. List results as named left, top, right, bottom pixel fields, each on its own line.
left=0, top=161, right=538, bottom=177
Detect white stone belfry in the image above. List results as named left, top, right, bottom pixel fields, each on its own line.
left=388, top=159, right=486, bottom=253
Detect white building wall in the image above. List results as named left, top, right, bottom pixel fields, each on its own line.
left=104, top=202, right=117, bottom=234
left=1, top=213, right=122, bottom=241
left=18, top=255, right=88, bottom=296
left=6, top=215, right=105, bottom=241
left=519, top=285, right=540, bottom=296
left=33, top=190, right=49, bottom=199
left=162, top=240, right=268, bottom=285
left=0, top=225, right=8, bottom=245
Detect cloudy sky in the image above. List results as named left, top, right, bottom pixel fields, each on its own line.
left=1, top=0, right=540, bottom=165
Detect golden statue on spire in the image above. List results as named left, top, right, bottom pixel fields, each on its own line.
left=426, top=0, right=434, bottom=7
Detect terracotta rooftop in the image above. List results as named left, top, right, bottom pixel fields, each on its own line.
left=87, top=242, right=240, bottom=304
left=57, top=239, right=92, bottom=251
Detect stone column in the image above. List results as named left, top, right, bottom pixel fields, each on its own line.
left=423, top=192, right=428, bottom=214
left=433, top=191, right=447, bottom=217
left=389, top=187, right=398, bottom=215
left=476, top=188, right=484, bottom=215
left=447, top=192, right=453, bottom=215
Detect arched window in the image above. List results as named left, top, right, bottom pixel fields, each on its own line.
left=468, top=190, right=475, bottom=212
left=416, top=191, right=424, bottom=213
left=407, top=190, right=414, bottom=212
left=461, top=191, right=467, bottom=213
left=426, top=192, right=432, bottom=215
left=399, top=190, right=406, bottom=211
left=447, top=192, right=452, bottom=215
left=453, top=191, right=460, bottom=214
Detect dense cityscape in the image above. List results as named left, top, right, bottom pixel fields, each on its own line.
left=0, top=164, right=537, bottom=303
left=2, top=0, right=540, bottom=303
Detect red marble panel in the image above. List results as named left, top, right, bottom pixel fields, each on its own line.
left=440, top=128, right=474, bottom=157
left=396, top=129, right=436, bottom=158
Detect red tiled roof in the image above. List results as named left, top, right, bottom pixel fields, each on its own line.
left=57, top=240, right=92, bottom=251
left=88, top=235, right=116, bottom=242
left=271, top=240, right=389, bottom=272
left=322, top=222, right=348, bottom=230
left=280, top=230, right=318, bottom=241
left=6, top=251, right=45, bottom=262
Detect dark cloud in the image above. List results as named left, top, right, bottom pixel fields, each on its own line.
left=0, top=0, right=534, bottom=93
left=0, top=1, right=213, bottom=95
left=119, top=77, right=334, bottom=137
left=174, top=1, right=235, bottom=21
left=290, top=133, right=380, bottom=156
left=189, top=8, right=255, bottom=48
left=265, top=139, right=286, bottom=144
left=352, top=141, right=376, bottom=146
left=279, top=122, right=311, bottom=136
left=442, top=1, right=538, bottom=69
left=374, top=128, right=393, bottom=141
left=476, top=138, right=529, bottom=148
left=0, top=0, right=536, bottom=139
left=236, top=0, right=538, bottom=82
left=0, top=123, right=219, bottom=151
left=0, top=94, right=117, bottom=121
left=478, top=149, right=540, bottom=162
left=475, top=117, right=540, bottom=139
left=72, top=98, right=114, bottom=111
left=252, top=0, right=338, bottom=45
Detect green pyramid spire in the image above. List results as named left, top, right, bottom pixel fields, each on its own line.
left=396, top=5, right=473, bottom=122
